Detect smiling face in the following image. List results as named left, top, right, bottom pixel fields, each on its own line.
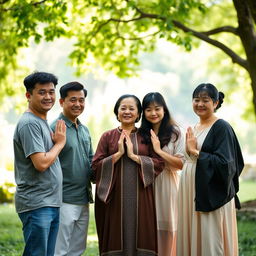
left=60, top=90, right=85, bottom=122
left=192, top=92, right=218, bottom=119
left=144, top=102, right=164, bottom=126
left=26, top=82, right=56, bottom=118
left=117, top=97, right=139, bottom=127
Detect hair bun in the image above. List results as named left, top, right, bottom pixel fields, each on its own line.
left=216, top=91, right=225, bottom=109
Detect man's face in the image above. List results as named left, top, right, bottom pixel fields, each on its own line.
left=60, top=90, right=85, bottom=121
left=26, top=83, right=56, bottom=115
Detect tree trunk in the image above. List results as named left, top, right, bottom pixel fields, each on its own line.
left=249, top=70, right=256, bottom=119
left=233, top=0, right=256, bottom=117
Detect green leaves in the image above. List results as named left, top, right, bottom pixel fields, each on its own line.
left=0, top=0, right=68, bottom=104
left=64, top=0, right=208, bottom=78
left=0, top=0, right=209, bottom=83
left=1, top=0, right=256, bottom=118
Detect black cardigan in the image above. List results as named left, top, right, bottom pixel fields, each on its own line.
left=195, top=119, right=244, bottom=212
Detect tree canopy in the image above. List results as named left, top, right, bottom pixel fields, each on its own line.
left=0, top=0, right=67, bottom=99
left=1, top=0, right=256, bottom=118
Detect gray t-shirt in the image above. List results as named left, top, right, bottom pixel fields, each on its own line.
left=13, top=112, right=62, bottom=213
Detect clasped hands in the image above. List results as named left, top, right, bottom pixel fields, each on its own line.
left=116, top=130, right=140, bottom=163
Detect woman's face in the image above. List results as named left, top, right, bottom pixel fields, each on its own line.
left=192, top=93, right=218, bottom=119
left=117, top=97, right=139, bottom=126
left=144, top=102, right=164, bottom=126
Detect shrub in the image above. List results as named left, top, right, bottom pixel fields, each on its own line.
left=0, top=183, right=15, bottom=203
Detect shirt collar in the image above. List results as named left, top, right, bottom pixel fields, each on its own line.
left=59, top=113, right=81, bottom=128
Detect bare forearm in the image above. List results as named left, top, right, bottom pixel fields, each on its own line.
left=30, top=143, right=64, bottom=172
left=112, top=151, right=123, bottom=163
left=128, top=154, right=141, bottom=164
left=44, top=143, right=64, bottom=168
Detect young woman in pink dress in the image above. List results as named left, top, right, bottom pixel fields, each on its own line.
left=139, top=92, right=185, bottom=256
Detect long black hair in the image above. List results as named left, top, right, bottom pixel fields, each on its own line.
left=139, top=92, right=180, bottom=147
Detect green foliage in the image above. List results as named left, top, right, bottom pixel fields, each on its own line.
left=1, top=0, right=256, bottom=118
left=0, top=0, right=68, bottom=104
left=5, top=159, right=14, bottom=171
left=65, top=0, right=255, bottom=118
left=0, top=183, right=15, bottom=203
left=67, top=0, right=207, bottom=77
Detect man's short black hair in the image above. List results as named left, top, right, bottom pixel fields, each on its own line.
left=23, top=71, right=58, bottom=93
left=59, top=82, right=87, bottom=99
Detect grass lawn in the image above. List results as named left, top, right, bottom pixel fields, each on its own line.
left=0, top=179, right=255, bottom=255
left=238, top=179, right=256, bottom=203
left=238, top=218, right=256, bottom=256
left=0, top=204, right=98, bottom=256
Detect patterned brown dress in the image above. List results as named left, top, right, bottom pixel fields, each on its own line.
left=92, top=128, right=164, bottom=256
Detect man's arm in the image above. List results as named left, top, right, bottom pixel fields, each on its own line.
left=30, top=120, right=66, bottom=172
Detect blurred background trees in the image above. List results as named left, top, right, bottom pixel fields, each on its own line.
left=0, top=1, right=255, bottom=197
left=1, top=0, right=256, bottom=118
left=0, top=3, right=255, bottom=254
left=0, top=0, right=67, bottom=101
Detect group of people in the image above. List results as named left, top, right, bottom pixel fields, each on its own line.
left=14, top=72, right=93, bottom=256
left=13, top=71, right=244, bottom=256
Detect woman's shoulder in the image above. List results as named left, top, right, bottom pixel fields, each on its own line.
left=214, top=118, right=230, bottom=126
left=209, top=119, right=237, bottom=140
left=101, top=127, right=120, bottom=137
left=174, top=124, right=185, bottom=134
left=212, top=119, right=233, bottom=131
left=170, top=124, right=185, bottom=141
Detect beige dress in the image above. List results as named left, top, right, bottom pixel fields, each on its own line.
left=177, top=126, right=238, bottom=256
left=155, top=134, right=185, bottom=256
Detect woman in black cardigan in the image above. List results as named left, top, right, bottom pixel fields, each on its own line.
left=177, top=83, right=244, bottom=256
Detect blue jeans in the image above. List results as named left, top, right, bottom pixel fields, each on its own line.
left=18, top=207, right=60, bottom=256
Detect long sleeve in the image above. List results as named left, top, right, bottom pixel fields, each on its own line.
left=195, top=119, right=244, bottom=212
left=92, top=130, right=118, bottom=203
left=138, top=153, right=164, bottom=187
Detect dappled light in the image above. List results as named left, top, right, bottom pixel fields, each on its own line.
left=0, top=1, right=255, bottom=255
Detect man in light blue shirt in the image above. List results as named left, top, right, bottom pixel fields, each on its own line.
left=51, top=82, right=94, bottom=256
left=13, top=71, right=66, bottom=256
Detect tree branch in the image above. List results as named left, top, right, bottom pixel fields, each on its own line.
left=117, top=30, right=161, bottom=41
left=0, top=0, right=10, bottom=5
left=129, top=4, right=248, bottom=70
left=110, top=16, right=162, bottom=40
left=172, top=20, right=248, bottom=70
left=90, top=1, right=248, bottom=70
left=200, top=26, right=238, bottom=36
left=2, top=0, right=47, bottom=11
left=91, top=15, right=152, bottom=41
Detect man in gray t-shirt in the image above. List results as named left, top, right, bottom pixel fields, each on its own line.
left=13, top=71, right=66, bottom=256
